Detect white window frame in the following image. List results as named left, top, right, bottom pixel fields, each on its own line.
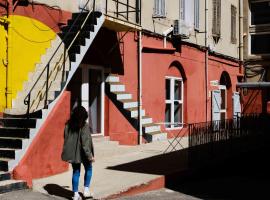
left=248, top=32, right=270, bottom=56
left=153, top=0, right=166, bottom=18
left=165, top=76, right=184, bottom=130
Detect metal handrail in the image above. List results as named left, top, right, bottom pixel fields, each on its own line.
left=24, top=0, right=96, bottom=115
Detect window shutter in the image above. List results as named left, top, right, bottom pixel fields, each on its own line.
left=217, top=0, right=221, bottom=35
left=161, top=0, right=165, bottom=17
left=231, top=5, right=237, bottom=44
left=212, top=90, right=221, bottom=121
left=194, top=0, right=199, bottom=30
left=212, top=0, right=221, bottom=36
left=180, top=0, right=185, bottom=21
left=154, top=0, right=165, bottom=17
left=154, top=0, right=158, bottom=16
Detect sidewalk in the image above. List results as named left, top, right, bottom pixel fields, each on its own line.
left=32, top=136, right=189, bottom=199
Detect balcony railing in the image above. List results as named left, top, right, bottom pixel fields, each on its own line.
left=188, top=113, right=270, bottom=167
left=105, top=0, right=141, bottom=25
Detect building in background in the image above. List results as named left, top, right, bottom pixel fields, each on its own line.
left=240, top=0, right=270, bottom=114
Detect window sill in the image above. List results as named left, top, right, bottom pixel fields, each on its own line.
left=165, top=127, right=183, bottom=131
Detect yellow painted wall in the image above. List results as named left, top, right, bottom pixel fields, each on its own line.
left=0, top=23, right=7, bottom=112
left=0, top=15, right=56, bottom=112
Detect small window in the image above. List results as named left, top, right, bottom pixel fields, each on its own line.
left=231, top=5, right=237, bottom=44
left=165, top=77, right=183, bottom=129
left=251, top=34, right=270, bottom=55
left=251, top=1, right=270, bottom=25
left=153, top=0, right=166, bottom=18
left=194, top=0, right=200, bottom=30
left=212, top=0, right=221, bottom=38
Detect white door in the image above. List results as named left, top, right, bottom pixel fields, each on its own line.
left=219, top=85, right=227, bottom=120
left=81, top=66, right=104, bottom=135
left=212, top=90, right=221, bottom=121
left=233, top=92, right=241, bottom=119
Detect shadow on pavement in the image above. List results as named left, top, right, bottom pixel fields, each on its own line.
left=107, top=149, right=189, bottom=175
left=107, top=143, right=270, bottom=200
left=44, top=184, right=73, bottom=200
left=44, top=184, right=94, bottom=200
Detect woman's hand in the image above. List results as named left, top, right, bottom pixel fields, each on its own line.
left=88, top=156, right=95, bottom=162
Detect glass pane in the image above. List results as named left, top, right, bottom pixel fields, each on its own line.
left=251, top=2, right=270, bottom=25
left=220, top=89, right=226, bottom=110
left=166, top=79, right=170, bottom=100
left=165, top=103, right=171, bottom=128
left=251, top=34, right=270, bottom=54
left=174, top=102, right=182, bottom=127
left=174, top=80, right=182, bottom=100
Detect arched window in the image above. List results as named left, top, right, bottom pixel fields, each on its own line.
left=165, top=62, right=186, bottom=129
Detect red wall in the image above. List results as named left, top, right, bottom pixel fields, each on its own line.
left=13, top=91, right=70, bottom=186
left=104, top=32, right=241, bottom=141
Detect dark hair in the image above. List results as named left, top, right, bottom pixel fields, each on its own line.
left=67, top=106, right=88, bottom=132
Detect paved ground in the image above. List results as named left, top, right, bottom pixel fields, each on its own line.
left=0, top=190, right=64, bottom=200
left=32, top=136, right=189, bottom=200
left=119, top=189, right=201, bottom=200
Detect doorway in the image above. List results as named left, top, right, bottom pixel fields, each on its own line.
left=81, top=65, right=104, bottom=135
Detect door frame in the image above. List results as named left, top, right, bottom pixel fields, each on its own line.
left=81, top=64, right=105, bottom=136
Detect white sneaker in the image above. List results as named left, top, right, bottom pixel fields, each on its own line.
left=73, top=195, right=82, bottom=200
left=83, top=190, right=94, bottom=198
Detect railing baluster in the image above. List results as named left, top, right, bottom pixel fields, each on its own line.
left=44, top=63, right=50, bottom=109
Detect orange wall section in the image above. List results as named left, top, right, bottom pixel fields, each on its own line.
left=103, top=32, right=241, bottom=143
left=12, top=91, right=71, bottom=187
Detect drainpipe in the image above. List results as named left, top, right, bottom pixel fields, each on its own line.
left=239, top=0, right=243, bottom=63
left=205, top=0, right=209, bottom=122
left=163, top=27, right=174, bottom=48
left=138, top=30, right=143, bottom=145
left=5, top=0, right=13, bottom=108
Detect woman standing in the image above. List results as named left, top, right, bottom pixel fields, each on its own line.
left=62, top=106, right=94, bottom=200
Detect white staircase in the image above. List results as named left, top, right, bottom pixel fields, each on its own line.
left=106, top=74, right=167, bottom=142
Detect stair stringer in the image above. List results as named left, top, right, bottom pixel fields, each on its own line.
left=6, top=14, right=105, bottom=171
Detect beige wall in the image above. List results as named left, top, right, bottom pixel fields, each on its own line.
left=141, top=0, right=242, bottom=60
left=36, top=0, right=242, bottom=59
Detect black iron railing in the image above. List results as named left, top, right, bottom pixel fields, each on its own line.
left=105, top=0, right=141, bottom=24
left=188, top=113, right=270, bottom=167
left=24, top=0, right=96, bottom=116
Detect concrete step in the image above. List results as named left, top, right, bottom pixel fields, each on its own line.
left=141, top=117, right=153, bottom=125
left=144, top=131, right=167, bottom=142
left=120, top=100, right=138, bottom=109
left=106, top=75, right=120, bottom=83
left=113, top=91, right=132, bottom=100
left=0, top=148, right=17, bottom=159
left=0, top=128, right=30, bottom=139
left=0, top=137, right=23, bottom=150
left=0, top=179, right=28, bottom=194
left=0, top=118, right=36, bottom=129
left=143, top=123, right=161, bottom=133
left=128, top=108, right=145, bottom=118
left=110, top=83, right=125, bottom=92
left=0, top=171, right=11, bottom=181
left=0, top=158, right=12, bottom=171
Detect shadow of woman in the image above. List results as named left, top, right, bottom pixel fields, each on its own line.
left=44, top=184, right=75, bottom=200
left=44, top=184, right=93, bottom=200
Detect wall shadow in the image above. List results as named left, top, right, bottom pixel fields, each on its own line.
left=107, top=138, right=270, bottom=200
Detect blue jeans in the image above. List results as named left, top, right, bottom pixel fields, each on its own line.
left=72, top=161, right=93, bottom=192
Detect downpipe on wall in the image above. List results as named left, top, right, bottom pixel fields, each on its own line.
left=138, top=30, right=143, bottom=144
left=205, top=0, right=209, bottom=122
